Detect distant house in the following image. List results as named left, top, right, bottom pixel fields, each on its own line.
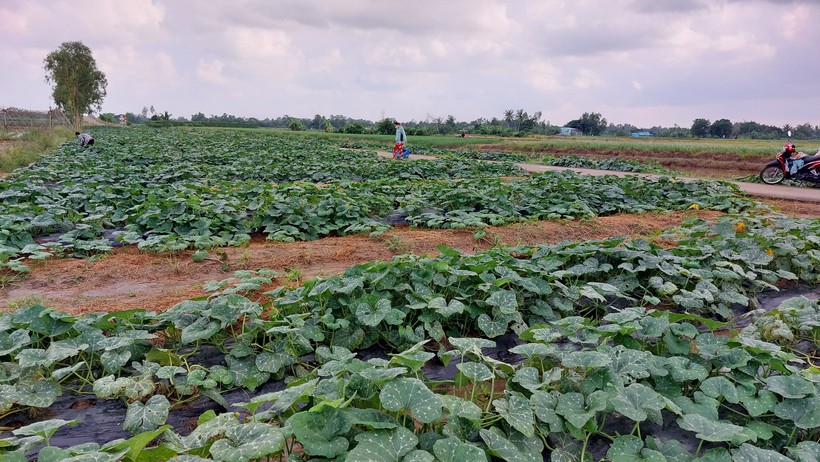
left=630, top=131, right=653, bottom=137
left=559, top=127, right=583, bottom=136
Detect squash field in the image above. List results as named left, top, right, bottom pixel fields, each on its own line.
left=0, top=127, right=818, bottom=461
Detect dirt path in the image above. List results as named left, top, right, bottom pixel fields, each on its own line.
left=2, top=212, right=721, bottom=314
left=382, top=152, right=820, bottom=203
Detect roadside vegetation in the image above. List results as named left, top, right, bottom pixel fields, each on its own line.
left=0, top=128, right=73, bottom=173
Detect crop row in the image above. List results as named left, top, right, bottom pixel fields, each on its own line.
left=14, top=128, right=523, bottom=185
left=0, top=212, right=817, bottom=460
left=2, top=167, right=756, bottom=270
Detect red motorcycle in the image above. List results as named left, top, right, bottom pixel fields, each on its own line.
left=759, top=132, right=820, bottom=185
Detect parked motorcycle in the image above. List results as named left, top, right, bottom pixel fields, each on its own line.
left=759, top=132, right=820, bottom=185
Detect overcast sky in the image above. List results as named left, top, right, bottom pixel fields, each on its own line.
left=2, top=0, right=818, bottom=128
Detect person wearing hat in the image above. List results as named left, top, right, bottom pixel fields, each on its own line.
left=76, top=131, right=95, bottom=149
left=392, top=121, right=406, bottom=159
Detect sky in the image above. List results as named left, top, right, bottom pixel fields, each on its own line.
left=2, top=0, right=819, bottom=129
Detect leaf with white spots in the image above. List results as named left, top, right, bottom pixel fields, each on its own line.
left=124, top=395, right=170, bottom=434
left=433, top=437, right=488, bottom=462
left=345, top=426, right=418, bottom=462
left=611, top=383, right=666, bottom=423
left=209, top=422, right=285, bottom=462
left=380, top=378, right=442, bottom=424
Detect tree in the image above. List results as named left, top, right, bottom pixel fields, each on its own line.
left=503, top=110, right=514, bottom=129
left=288, top=118, right=305, bottom=131
left=43, top=41, right=108, bottom=130
left=566, top=112, right=608, bottom=136
left=691, top=118, right=710, bottom=137
left=375, top=118, right=395, bottom=135
left=709, top=119, right=733, bottom=138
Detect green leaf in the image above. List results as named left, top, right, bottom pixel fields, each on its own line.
left=494, top=392, right=535, bottom=437
left=289, top=406, right=351, bottom=458
left=788, top=441, right=820, bottom=462
left=448, top=337, right=496, bottom=354
left=562, top=350, right=611, bottom=369
left=611, top=383, right=666, bottom=423
left=403, top=449, right=434, bottom=462
left=737, top=386, right=777, bottom=417
left=485, top=290, right=518, bottom=315
left=530, top=390, right=564, bottom=433
left=255, top=351, right=296, bottom=374
left=479, top=427, right=543, bottom=462
left=440, top=395, right=482, bottom=422
left=344, top=408, right=400, bottom=430
left=345, top=426, right=418, bottom=462
left=12, top=418, right=80, bottom=441
left=644, top=436, right=693, bottom=462
left=124, top=395, right=170, bottom=434
left=477, top=314, right=508, bottom=337
left=555, top=392, right=605, bottom=429
left=430, top=298, right=466, bottom=317
left=209, top=422, right=285, bottom=462
left=180, top=317, right=221, bottom=344
left=731, top=443, right=794, bottom=462
left=0, top=329, right=31, bottom=356
left=356, top=299, right=406, bottom=327
left=773, top=397, right=820, bottom=429
left=700, top=376, right=739, bottom=404
left=433, top=437, right=488, bottom=462
left=607, top=436, right=666, bottom=462
left=380, top=378, right=442, bottom=424
left=765, top=375, right=813, bottom=399
left=676, top=414, right=745, bottom=443
left=103, top=424, right=172, bottom=462
left=456, top=362, right=493, bottom=382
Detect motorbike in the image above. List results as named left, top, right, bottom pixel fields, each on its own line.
left=759, top=131, right=820, bottom=185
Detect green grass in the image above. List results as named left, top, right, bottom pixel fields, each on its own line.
left=0, top=127, right=74, bottom=173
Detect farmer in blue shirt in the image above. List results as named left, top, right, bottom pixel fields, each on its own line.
left=393, top=121, right=406, bottom=159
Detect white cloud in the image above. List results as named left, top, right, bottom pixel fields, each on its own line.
left=526, top=61, right=564, bottom=92
left=572, top=69, right=604, bottom=90
left=197, top=58, right=230, bottom=85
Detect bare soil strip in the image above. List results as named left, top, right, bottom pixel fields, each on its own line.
left=2, top=212, right=721, bottom=315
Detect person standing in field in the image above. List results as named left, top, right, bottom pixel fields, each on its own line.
left=75, top=131, right=95, bottom=149
left=393, top=121, right=406, bottom=159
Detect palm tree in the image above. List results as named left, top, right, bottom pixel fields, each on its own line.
left=515, top=109, right=526, bottom=132
left=503, top=110, right=514, bottom=129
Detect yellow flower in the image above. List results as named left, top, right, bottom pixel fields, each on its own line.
left=765, top=248, right=774, bottom=257
left=688, top=204, right=700, bottom=210
left=733, top=221, right=746, bottom=233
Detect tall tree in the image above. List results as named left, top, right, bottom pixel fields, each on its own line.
left=43, top=41, right=108, bottom=129
left=515, top=109, right=526, bottom=132
left=566, top=112, right=608, bottom=136
left=709, top=119, right=733, bottom=138
left=691, top=118, right=710, bottom=138
left=503, top=110, right=514, bottom=129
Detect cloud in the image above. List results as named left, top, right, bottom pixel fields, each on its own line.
left=1, top=0, right=818, bottom=127
left=197, top=58, right=230, bottom=85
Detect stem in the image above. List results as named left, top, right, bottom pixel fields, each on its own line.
left=695, top=439, right=704, bottom=458
left=485, top=373, right=497, bottom=413
left=785, top=425, right=797, bottom=448
left=580, top=432, right=591, bottom=462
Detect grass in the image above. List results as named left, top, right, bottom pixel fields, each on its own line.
left=0, top=127, right=74, bottom=173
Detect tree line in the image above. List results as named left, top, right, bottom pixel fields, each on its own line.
left=113, top=110, right=820, bottom=140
